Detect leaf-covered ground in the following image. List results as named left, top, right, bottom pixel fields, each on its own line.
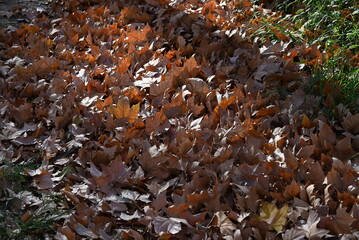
left=0, top=0, right=359, bottom=239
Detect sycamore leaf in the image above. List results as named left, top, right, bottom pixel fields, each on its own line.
left=282, top=228, right=305, bottom=240
left=302, top=114, right=314, bottom=128
left=74, top=223, right=98, bottom=238
left=283, top=180, right=301, bottom=200
left=302, top=210, right=329, bottom=239
left=153, top=216, right=189, bottom=235
left=259, top=202, right=288, bottom=232
left=108, top=98, right=139, bottom=123
left=343, top=113, right=359, bottom=134
left=325, top=207, right=356, bottom=234
left=318, top=122, right=336, bottom=149
left=210, top=211, right=236, bottom=236
left=59, top=226, right=76, bottom=240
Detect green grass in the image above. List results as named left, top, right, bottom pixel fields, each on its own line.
left=277, top=0, right=359, bottom=113
left=237, top=0, right=359, bottom=114
left=0, top=156, right=69, bottom=239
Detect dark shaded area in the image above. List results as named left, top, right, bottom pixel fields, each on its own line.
left=0, top=0, right=51, bottom=28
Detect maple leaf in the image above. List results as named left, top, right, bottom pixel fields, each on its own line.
left=108, top=97, right=140, bottom=123
left=258, top=202, right=288, bottom=232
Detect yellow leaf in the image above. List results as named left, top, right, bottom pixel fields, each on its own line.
left=109, top=98, right=139, bottom=123
left=259, top=202, right=288, bottom=232
left=129, top=103, right=140, bottom=123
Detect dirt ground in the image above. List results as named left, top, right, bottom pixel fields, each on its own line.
left=0, top=0, right=51, bottom=28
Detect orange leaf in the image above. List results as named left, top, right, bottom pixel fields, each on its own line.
left=96, top=96, right=113, bottom=110
left=283, top=180, right=301, bottom=200
left=109, top=98, right=139, bottom=123
left=302, top=114, right=314, bottom=128
left=261, top=143, right=276, bottom=155
left=117, top=56, right=131, bottom=74
left=59, top=226, right=76, bottom=240
left=256, top=105, right=278, bottom=117
left=21, top=210, right=31, bottom=223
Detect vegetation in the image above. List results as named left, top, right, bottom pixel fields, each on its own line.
left=0, top=156, right=68, bottom=239
left=278, top=0, right=359, bottom=113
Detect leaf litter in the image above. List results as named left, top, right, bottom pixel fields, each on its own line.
left=0, top=0, right=358, bottom=239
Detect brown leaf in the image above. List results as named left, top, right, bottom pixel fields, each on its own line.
left=283, top=180, right=301, bottom=200
left=21, top=210, right=31, bottom=223
left=151, top=192, right=167, bottom=211
left=9, top=102, right=32, bottom=126
left=284, top=148, right=299, bottom=170
left=260, top=143, right=276, bottom=155
left=117, top=56, right=131, bottom=74
left=59, top=226, right=76, bottom=240
left=125, top=24, right=153, bottom=43
left=255, top=105, right=278, bottom=117
left=121, top=6, right=150, bottom=23
left=324, top=207, right=355, bottom=234
left=334, top=135, right=356, bottom=161
left=318, top=122, right=336, bottom=149
left=167, top=204, right=207, bottom=226
left=96, top=96, right=113, bottom=110
left=343, top=113, right=359, bottom=134
left=186, top=191, right=210, bottom=209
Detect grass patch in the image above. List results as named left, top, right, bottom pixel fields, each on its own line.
left=277, top=0, right=359, bottom=113
left=0, top=155, right=69, bottom=239
left=237, top=0, right=358, bottom=114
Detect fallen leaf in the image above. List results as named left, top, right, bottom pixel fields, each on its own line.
left=152, top=216, right=189, bottom=235
left=258, top=202, right=288, bottom=232
left=301, top=210, right=329, bottom=239
left=109, top=97, right=140, bottom=123
left=342, top=113, right=359, bottom=134
left=210, top=211, right=236, bottom=236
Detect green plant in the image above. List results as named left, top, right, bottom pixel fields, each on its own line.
left=277, top=0, right=359, bottom=113
left=0, top=194, right=69, bottom=239
left=0, top=156, right=69, bottom=239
